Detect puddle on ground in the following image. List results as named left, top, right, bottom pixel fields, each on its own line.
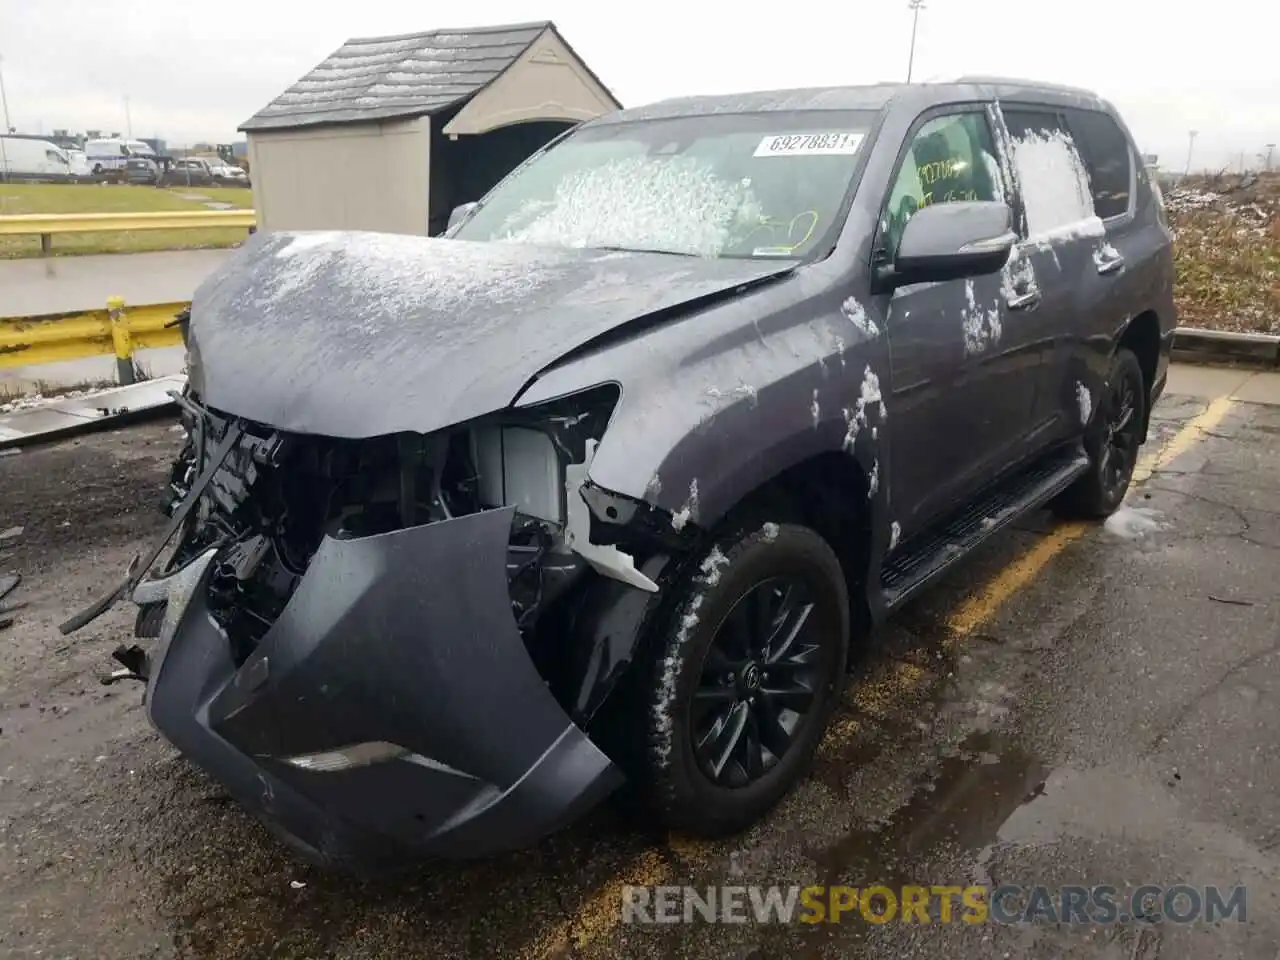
left=815, top=730, right=1048, bottom=886
left=1103, top=505, right=1168, bottom=541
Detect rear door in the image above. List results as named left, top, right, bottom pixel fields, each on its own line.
left=1060, top=107, right=1161, bottom=404
left=996, top=105, right=1101, bottom=445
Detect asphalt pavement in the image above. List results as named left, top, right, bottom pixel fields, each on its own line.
left=0, top=365, right=1277, bottom=959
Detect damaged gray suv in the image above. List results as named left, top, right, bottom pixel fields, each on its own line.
left=65, top=77, right=1174, bottom=868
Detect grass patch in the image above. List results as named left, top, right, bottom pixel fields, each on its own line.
left=0, top=183, right=254, bottom=258
left=1168, top=173, right=1280, bottom=335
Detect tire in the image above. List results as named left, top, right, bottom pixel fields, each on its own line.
left=637, top=521, right=849, bottom=836
left=1055, top=347, right=1147, bottom=519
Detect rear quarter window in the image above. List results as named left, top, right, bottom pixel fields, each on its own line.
left=1063, top=108, right=1134, bottom=220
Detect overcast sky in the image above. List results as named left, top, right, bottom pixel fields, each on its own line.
left=2, top=0, right=1276, bottom=171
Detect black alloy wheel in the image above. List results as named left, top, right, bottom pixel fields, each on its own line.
left=637, top=521, right=850, bottom=836
left=692, top=577, right=823, bottom=787
left=1098, top=363, right=1142, bottom=497
left=1054, top=347, right=1147, bottom=518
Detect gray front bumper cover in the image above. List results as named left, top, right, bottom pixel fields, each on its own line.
left=143, top=505, right=622, bottom=867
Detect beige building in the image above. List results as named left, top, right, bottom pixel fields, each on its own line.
left=240, top=21, right=621, bottom=235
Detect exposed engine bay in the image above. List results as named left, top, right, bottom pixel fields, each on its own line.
left=152, top=385, right=662, bottom=681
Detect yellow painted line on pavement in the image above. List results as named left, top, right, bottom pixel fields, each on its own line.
left=519, top=850, right=668, bottom=960
left=947, top=393, right=1236, bottom=638
left=1131, top=394, right=1235, bottom=486
left=526, top=393, right=1236, bottom=959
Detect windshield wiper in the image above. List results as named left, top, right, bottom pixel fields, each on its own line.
left=593, top=245, right=701, bottom=258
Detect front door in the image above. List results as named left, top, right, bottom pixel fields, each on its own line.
left=876, top=106, right=1033, bottom=538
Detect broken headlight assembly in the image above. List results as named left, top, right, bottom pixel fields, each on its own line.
left=145, top=384, right=660, bottom=667
left=471, top=384, right=658, bottom=630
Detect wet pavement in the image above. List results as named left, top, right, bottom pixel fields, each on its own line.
left=0, top=248, right=230, bottom=319
left=0, top=368, right=1278, bottom=959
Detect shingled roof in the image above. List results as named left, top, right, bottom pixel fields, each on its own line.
left=241, top=21, right=606, bottom=132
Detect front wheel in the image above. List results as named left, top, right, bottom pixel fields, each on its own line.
left=1055, top=347, right=1147, bottom=518
left=636, top=522, right=849, bottom=836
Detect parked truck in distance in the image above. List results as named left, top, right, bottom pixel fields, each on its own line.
left=0, top=135, right=84, bottom=182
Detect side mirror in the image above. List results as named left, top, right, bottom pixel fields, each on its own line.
left=445, top=201, right=479, bottom=235
left=881, top=201, right=1015, bottom=289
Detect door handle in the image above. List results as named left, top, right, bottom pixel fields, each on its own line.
left=1096, top=254, right=1126, bottom=276
left=1006, top=288, right=1041, bottom=311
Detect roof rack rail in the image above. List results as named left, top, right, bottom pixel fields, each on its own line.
left=954, top=75, right=1099, bottom=97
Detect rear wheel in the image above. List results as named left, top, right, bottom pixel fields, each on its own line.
left=637, top=522, right=849, bottom=836
left=1055, top=347, right=1146, bottom=518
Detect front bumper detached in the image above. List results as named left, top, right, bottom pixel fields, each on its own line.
left=143, top=505, right=622, bottom=867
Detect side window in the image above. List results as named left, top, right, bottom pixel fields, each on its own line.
left=1001, top=108, right=1095, bottom=239
left=880, top=111, right=1002, bottom=259
left=1064, top=108, right=1133, bottom=219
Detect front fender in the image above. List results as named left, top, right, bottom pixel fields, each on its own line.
left=518, top=267, right=890, bottom=533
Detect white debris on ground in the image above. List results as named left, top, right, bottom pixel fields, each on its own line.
left=888, top=522, right=901, bottom=551
left=867, top=459, right=880, bottom=498
left=0, top=386, right=113, bottom=414
left=1076, top=382, right=1093, bottom=424
left=1104, top=506, right=1168, bottom=541
left=811, top=389, right=821, bottom=429
left=760, top=521, right=780, bottom=542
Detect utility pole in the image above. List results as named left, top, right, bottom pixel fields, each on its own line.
left=124, top=96, right=133, bottom=139
left=0, top=53, right=10, bottom=180
left=0, top=53, right=12, bottom=134
left=1184, top=130, right=1198, bottom=177
left=1266, top=143, right=1276, bottom=172
left=906, top=0, right=926, bottom=83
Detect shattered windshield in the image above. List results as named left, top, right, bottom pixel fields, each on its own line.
left=453, top=110, right=876, bottom=259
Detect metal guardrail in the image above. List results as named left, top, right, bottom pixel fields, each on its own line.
left=0, top=299, right=189, bottom=381
left=0, top=209, right=256, bottom=254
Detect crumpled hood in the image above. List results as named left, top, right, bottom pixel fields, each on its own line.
left=188, top=230, right=793, bottom=438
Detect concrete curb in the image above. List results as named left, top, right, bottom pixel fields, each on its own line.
left=1172, top=327, right=1280, bottom=368
left=0, top=375, right=185, bottom=450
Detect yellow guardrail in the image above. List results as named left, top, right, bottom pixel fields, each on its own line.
left=0, top=209, right=257, bottom=254
left=0, top=210, right=257, bottom=235
left=0, top=299, right=189, bottom=374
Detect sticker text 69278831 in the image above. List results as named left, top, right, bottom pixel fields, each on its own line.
left=753, top=132, right=865, bottom=158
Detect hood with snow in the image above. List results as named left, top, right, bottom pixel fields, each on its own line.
left=186, top=230, right=794, bottom=438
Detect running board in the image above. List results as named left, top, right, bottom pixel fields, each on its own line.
left=879, top=447, right=1091, bottom=611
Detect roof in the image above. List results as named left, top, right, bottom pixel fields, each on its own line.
left=587, top=78, right=1107, bottom=127
left=241, top=21, right=613, bottom=132
left=591, top=85, right=911, bottom=126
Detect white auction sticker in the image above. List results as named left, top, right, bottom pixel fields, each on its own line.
left=753, top=132, right=865, bottom=157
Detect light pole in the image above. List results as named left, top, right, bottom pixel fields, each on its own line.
left=906, top=0, right=926, bottom=83
left=0, top=53, right=10, bottom=180
left=1184, top=130, right=1198, bottom=177
left=0, top=53, right=11, bottom=134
